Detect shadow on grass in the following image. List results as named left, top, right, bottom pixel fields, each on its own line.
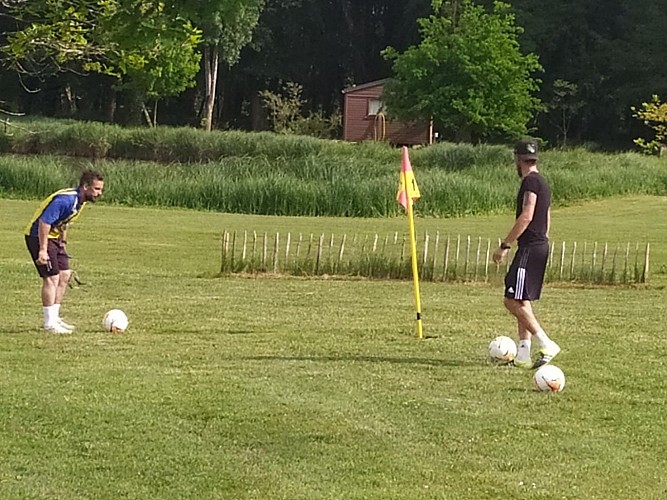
left=238, top=355, right=476, bottom=367
left=0, top=327, right=46, bottom=335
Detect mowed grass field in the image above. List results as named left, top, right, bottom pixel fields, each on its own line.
left=1, top=196, right=667, bottom=499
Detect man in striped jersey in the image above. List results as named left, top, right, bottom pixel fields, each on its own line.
left=25, top=170, right=104, bottom=334
left=492, top=140, right=560, bottom=369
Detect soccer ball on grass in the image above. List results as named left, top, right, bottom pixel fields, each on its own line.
left=533, top=364, right=565, bottom=393
left=103, top=309, right=129, bottom=333
left=488, top=335, right=517, bottom=364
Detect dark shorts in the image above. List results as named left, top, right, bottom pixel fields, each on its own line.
left=25, top=236, right=69, bottom=278
left=504, top=243, right=549, bottom=301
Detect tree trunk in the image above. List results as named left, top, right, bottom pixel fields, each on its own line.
left=61, top=83, right=77, bottom=117
left=141, top=103, right=154, bottom=127
left=101, top=79, right=117, bottom=123
left=201, top=44, right=220, bottom=131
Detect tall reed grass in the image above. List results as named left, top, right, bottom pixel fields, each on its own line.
left=1, top=118, right=666, bottom=217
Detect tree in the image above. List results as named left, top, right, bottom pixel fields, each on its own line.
left=511, top=0, right=667, bottom=149
left=546, top=79, right=584, bottom=147
left=632, top=95, right=667, bottom=156
left=1, top=0, right=201, bottom=124
left=382, top=0, right=542, bottom=142
left=259, top=81, right=341, bottom=138
left=112, top=4, right=202, bottom=126
left=218, top=0, right=429, bottom=130
left=176, top=0, right=265, bottom=131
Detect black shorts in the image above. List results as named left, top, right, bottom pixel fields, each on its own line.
left=504, top=243, right=549, bottom=301
left=25, top=236, right=69, bottom=278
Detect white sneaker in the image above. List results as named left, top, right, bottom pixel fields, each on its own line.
left=532, top=342, right=561, bottom=369
left=44, top=323, right=73, bottom=334
left=57, top=318, right=76, bottom=331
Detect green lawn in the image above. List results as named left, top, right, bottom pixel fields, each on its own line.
left=1, top=197, right=666, bottom=499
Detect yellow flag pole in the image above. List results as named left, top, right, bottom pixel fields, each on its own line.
left=403, top=169, right=423, bottom=339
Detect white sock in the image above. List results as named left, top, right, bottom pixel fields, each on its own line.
left=54, top=303, right=61, bottom=319
left=533, top=329, right=552, bottom=347
left=43, top=305, right=58, bottom=327
left=517, top=339, right=532, bottom=362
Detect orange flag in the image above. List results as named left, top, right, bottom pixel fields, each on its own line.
left=396, top=146, right=421, bottom=210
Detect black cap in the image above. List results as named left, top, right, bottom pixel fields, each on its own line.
left=514, top=139, right=538, bottom=160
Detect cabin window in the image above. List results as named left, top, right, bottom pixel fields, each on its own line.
left=368, top=98, right=384, bottom=116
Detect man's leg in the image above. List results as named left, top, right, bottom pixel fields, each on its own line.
left=54, top=270, right=71, bottom=304
left=505, top=298, right=537, bottom=367
left=54, top=270, right=75, bottom=330
left=41, top=275, right=63, bottom=331
left=505, top=297, right=543, bottom=335
left=504, top=297, right=559, bottom=368
left=515, top=313, right=533, bottom=368
left=40, top=270, right=72, bottom=334
left=27, top=236, right=71, bottom=333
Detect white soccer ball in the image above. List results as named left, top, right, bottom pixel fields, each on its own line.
left=533, top=365, right=565, bottom=393
left=488, top=335, right=517, bottom=363
left=103, top=309, right=129, bottom=333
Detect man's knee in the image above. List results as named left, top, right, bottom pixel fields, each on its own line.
left=59, top=270, right=72, bottom=283
left=43, top=275, right=59, bottom=286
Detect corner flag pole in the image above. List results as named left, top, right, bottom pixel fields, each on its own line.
left=397, top=147, right=423, bottom=339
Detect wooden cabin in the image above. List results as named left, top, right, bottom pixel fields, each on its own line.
left=342, top=79, right=433, bottom=146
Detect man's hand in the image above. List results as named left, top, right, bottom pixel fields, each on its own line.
left=492, top=246, right=509, bottom=265
left=37, top=249, right=49, bottom=266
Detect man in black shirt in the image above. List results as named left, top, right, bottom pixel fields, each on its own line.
left=492, top=139, right=560, bottom=369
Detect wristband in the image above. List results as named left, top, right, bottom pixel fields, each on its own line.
left=500, top=242, right=511, bottom=250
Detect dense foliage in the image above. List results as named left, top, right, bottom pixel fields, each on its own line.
left=383, top=0, right=541, bottom=142
left=632, top=95, right=667, bottom=156
left=1, top=0, right=666, bottom=148
left=1, top=0, right=202, bottom=121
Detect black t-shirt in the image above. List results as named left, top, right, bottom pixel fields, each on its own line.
left=516, top=172, right=550, bottom=247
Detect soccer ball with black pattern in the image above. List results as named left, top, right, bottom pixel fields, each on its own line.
left=533, top=365, right=565, bottom=393
left=103, top=309, right=129, bottom=333
left=488, top=336, right=517, bottom=364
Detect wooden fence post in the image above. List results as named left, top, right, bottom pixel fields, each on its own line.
left=559, top=241, right=565, bottom=280
left=273, top=232, right=280, bottom=273
left=474, top=237, right=481, bottom=280
left=315, top=233, right=324, bottom=274
left=433, top=231, right=440, bottom=280
left=230, top=230, right=237, bottom=271
left=642, top=242, right=650, bottom=283
left=337, top=234, right=347, bottom=274
left=252, top=231, right=258, bottom=267
left=220, top=230, right=229, bottom=273
left=601, top=243, right=608, bottom=283
left=443, top=236, right=450, bottom=281
left=455, top=235, right=461, bottom=280
left=610, top=244, right=618, bottom=283
left=484, top=238, right=491, bottom=282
